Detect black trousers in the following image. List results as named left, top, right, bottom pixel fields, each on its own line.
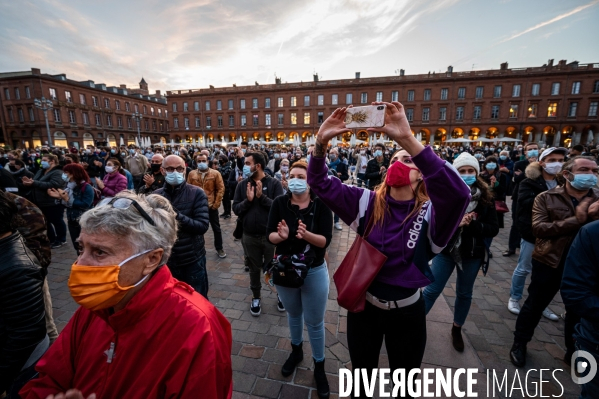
left=507, top=200, right=521, bottom=251
left=222, top=188, right=232, bottom=216
left=347, top=297, right=427, bottom=398
left=514, top=259, right=580, bottom=353
left=67, top=220, right=81, bottom=252
left=208, top=208, right=223, bottom=251
left=41, top=205, right=67, bottom=244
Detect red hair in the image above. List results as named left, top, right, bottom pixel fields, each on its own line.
left=63, top=163, right=90, bottom=185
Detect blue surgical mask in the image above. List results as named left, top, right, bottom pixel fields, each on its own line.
left=288, top=178, right=308, bottom=194
left=111, top=149, right=116, bottom=154
left=500, top=155, right=507, bottom=161
left=568, top=173, right=598, bottom=191
left=374, top=150, right=383, bottom=157
left=165, top=171, right=185, bottom=185
left=274, top=153, right=280, bottom=159
left=41, top=161, right=50, bottom=169
left=527, top=150, right=538, bottom=158
left=243, top=165, right=252, bottom=178
left=61, top=173, right=69, bottom=182
left=485, top=163, right=497, bottom=170
left=460, top=175, right=477, bottom=186
left=198, top=162, right=208, bottom=171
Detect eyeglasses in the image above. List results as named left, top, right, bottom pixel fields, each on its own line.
left=98, top=197, right=156, bottom=226
left=164, top=166, right=185, bottom=173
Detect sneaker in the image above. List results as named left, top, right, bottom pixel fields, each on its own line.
left=219, top=213, right=226, bottom=218
left=502, top=250, right=516, bottom=256
left=250, top=298, right=261, bottom=316
left=51, top=241, right=66, bottom=249
left=224, top=214, right=231, bottom=219
left=277, top=295, right=285, bottom=312
left=334, top=222, right=342, bottom=230
left=510, top=341, right=527, bottom=367
left=543, top=307, right=559, bottom=321
left=244, top=266, right=250, bottom=272
left=217, top=249, right=227, bottom=258
left=234, top=237, right=240, bottom=242
left=508, top=299, right=521, bottom=315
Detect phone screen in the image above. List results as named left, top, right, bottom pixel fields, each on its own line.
left=345, top=105, right=386, bottom=128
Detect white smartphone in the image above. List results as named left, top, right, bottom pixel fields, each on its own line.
left=344, top=105, right=386, bottom=128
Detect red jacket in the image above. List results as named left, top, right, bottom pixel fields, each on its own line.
left=20, top=267, right=232, bottom=399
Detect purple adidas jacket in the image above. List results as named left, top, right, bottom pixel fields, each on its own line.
left=307, top=146, right=470, bottom=288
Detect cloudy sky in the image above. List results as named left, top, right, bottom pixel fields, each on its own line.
left=1, top=0, right=598, bottom=93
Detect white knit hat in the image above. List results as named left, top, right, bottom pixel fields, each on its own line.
left=452, top=152, right=480, bottom=175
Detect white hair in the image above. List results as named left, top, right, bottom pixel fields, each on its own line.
left=79, top=191, right=178, bottom=266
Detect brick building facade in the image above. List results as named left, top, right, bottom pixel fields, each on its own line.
left=166, top=60, right=599, bottom=147
left=0, top=68, right=170, bottom=149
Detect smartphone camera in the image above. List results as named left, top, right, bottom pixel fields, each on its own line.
left=376, top=106, right=384, bottom=110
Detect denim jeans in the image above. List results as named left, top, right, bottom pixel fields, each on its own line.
left=510, top=239, right=535, bottom=301
left=169, top=255, right=208, bottom=298
left=423, top=253, right=482, bottom=326
left=276, top=263, right=330, bottom=362
left=334, top=214, right=339, bottom=224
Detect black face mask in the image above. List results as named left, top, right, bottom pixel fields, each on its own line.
left=151, top=163, right=161, bottom=173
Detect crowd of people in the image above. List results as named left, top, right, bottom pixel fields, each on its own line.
left=1, top=101, right=599, bottom=398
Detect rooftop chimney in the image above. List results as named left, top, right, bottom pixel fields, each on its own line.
left=400, top=69, right=405, bottom=76
left=355, top=72, right=360, bottom=79
left=313, top=73, right=319, bottom=82
left=558, top=59, right=567, bottom=67
left=500, top=62, right=508, bottom=70
left=120, top=84, right=127, bottom=88
left=548, top=59, right=554, bottom=67
left=31, top=68, right=41, bottom=75
left=275, top=77, right=281, bottom=84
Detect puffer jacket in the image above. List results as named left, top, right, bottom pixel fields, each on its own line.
left=155, top=181, right=210, bottom=268
left=30, top=166, right=65, bottom=208
left=187, top=168, right=225, bottom=210
left=516, top=162, right=555, bottom=243
left=0, top=232, right=47, bottom=393
left=532, top=186, right=599, bottom=268
left=101, top=171, right=128, bottom=197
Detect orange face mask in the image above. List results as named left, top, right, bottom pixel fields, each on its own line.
left=68, top=249, right=153, bottom=311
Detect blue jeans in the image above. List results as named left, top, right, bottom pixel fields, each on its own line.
left=276, top=262, right=330, bottom=362
left=334, top=214, right=339, bottom=223
left=169, top=255, right=208, bottom=299
left=423, top=253, right=482, bottom=326
left=510, top=239, right=535, bottom=301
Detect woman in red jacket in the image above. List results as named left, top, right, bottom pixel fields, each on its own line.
left=96, top=158, right=127, bottom=197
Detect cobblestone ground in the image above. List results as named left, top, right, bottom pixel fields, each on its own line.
left=46, top=198, right=580, bottom=398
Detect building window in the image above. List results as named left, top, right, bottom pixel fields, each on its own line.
left=92, top=96, right=98, bottom=107
left=439, top=88, right=447, bottom=100
left=3, top=88, right=9, bottom=100
left=125, top=102, right=130, bottom=112
left=264, top=98, right=270, bottom=108
left=290, top=96, right=297, bottom=107
left=127, top=117, right=132, bottom=129
left=594, top=81, right=599, bottom=93
left=588, top=102, right=597, bottom=117
left=252, top=98, right=258, bottom=109
left=531, top=84, right=540, bottom=96
left=568, top=102, right=578, bottom=117
left=241, top=115, right=246, bottom=126
left=376, top=91, right=383, bottom=102
left=53, top=109, right=61, bottom=122
left=116, top=100, right=121, bottom=111
left=152, top=120, right=157, bottom=131
left=551, top=83, right=560, bottom=95
left=547, top=102, right=558, bottom=117
left=14, top=88, right=20, bottom=100
left=360, top=92, right=368, bottom=104
left=194, top=101, right=199, bottom=111
left=265, top=114, right=271, bottom=126
left=206, top=116, right=212, bottom=128
left=406, top=108, right=413, bottom=121
left=25, top=86, right=31, bottom=99
left=95, top=114, right=101, bottom=126
left=512, top=84, right=521, bottom=97
left=205, top=101, right=211, bottom=111
left=572, top=81, right=581, bottom=95
left=104, top=98, right=110, bottom=108
left=491, top=105, right=500, bottom=119
left=304, top=95, right=310, bottom=107
left=527, top=104, right=538, bottom=118
left=173, top=117, right=179, bottom=128
left=277, top=97, right=283, bottom=107
left=195, top=117, right=200, bottom=128
left=278, top=113, right=284, bottom=125
left=493, top=86, right=502, bottom=98
left=317, top=95, right=324, bottom=105
left=407, top=90, right=415, bottom=102
left=509, top=104, right=518, bottom=118
left=183, top=102, right=189, bottom=112
left=439, top=107, right=447, bottom=121
left=68, top=110, right=76, bottom=124
left=458, top=87, right=466, bottom=99
left=8, top=107, right=14, bottom=123
left=455, top=107, right=464, bottom=121
left=106, top=115, right=112, bottom=127
left=216, top=100, right=222, bottom=110
left=29, top=107, right=35, bottom=122
left=144, top=120, right=149, bottom=131
left=252, top=114, right=259, bottom=127
left=117, top=116, right=123, bottom=128
left=229, top=115, right=235, bottom=127
left=473, top=106, right=482, bottom=120
left=423, top=89, right=430, bottom=101
left=291, top=112, right=297, bottom=125
left=226, top=99, right=233, bottom=110
left=142, top=105, right=147, bottom=114
left=217, top=115, right=223, bottom=127
left=391, top=91, right=398, bottom=102
left=65, top=90, right=72, bottom=102
left=304, top=112, right=310, bottom=124
left=331, top=94, right=338, bottom=105
left=317, top=112, right=324, bottom=124
left=346, top=93, right=353, bottom=104
left=82, top=112, right=89, bottom=125
left=150, top=106, right=154, bottom=116
left=172, top=102, right=178, bottom=112
left=18, top=108, right=24, bottom=122
left=422, top=107, right=430, bottom=121
left=49, top=88, right=57, bottom=100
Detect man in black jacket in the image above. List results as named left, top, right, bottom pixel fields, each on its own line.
left=508, top=147, right=566, bottom=319
left=155, top=155, right=210, bottom=298
left=233, top=152, right=284, bottom=316
left=138, top=153, right=165, bottom=195
left=364, top=143, right=389, bottom=190
left=0, top=192, right=48, bottom=397
left=503, top=142, right=539, bottom=256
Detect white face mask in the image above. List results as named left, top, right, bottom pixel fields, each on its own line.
left=542, top=161, right=563, bottom=176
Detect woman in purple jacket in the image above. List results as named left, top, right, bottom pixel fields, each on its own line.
left=307, top=103, right=470, bottom=396
left=97, top=158, right=128, bottom=197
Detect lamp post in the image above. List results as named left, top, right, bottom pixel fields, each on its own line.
left=132, top=111, right=143, bottom=146
left=34, top=96, right=54, bottom=146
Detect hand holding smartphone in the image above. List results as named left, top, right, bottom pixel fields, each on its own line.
left=344, top=105, right=386, bottom=128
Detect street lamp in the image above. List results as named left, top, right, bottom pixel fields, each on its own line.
left=132, top=111, right=143, bottom=146
left=34, top=96, right=54, bottom=146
